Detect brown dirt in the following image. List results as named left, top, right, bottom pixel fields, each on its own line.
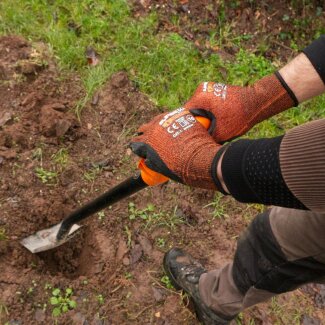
left=131, top=0, right=325, bottom=61
left=0, top=35, right=322, bottom=325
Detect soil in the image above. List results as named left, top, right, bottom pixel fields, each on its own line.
left=0, top=35, right=323, bottom=325
left=131, top=0, right=325, bottom=62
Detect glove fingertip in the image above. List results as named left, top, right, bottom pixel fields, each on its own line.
left=129, top=142, right=149, bottom=159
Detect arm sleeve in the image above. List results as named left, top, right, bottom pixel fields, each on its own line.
left=303, top=35, right=325, bottom=84
left=219, top=136, right=307, bottom=210
left=280, top=119, right=325, bottom=212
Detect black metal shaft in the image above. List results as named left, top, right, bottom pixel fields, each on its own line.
left=56, top=173, right=147, bottom=240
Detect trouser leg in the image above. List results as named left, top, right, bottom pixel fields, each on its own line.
left=199, top=207, right=325, bottom=317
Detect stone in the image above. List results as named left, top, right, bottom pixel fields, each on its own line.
left=138, top=235, right=152, bottom=256
left=152, top=287, right=164, bottom=302
left=34, top=309, right=46, bottom=323
left=129, top=244, right=143, bottom=264
left=116, top=238, right=128, bottom=261
left=56, top=119, right=71, bottom=137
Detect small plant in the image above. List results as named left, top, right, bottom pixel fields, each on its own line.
left=26, top=279, right=38, bottom=294
left=156, top=237, right=166, bottom=248
left=128, top=202, right=183, bottom=229
left=96, top=294, right=105, bottom=305
left=0, top=228, right=7, bottom=241
left=32, top=147, right=43, bottom=161
left=125, top=272, right=133, bottom=280
left=83, top=166, right=101, bottom=182
left=97, top=211, right=105, bottom=221
left=128, top=202, right=155, bottom=220
left=50, top=288, right=77, bottom=317
left=124, top=226, right=132, bottom=248
left=44, top=283, right=52, bottom=290
left=0, top=302, right=9, bottom=318
left=52, top=148, right=69, bottom=168
left=204, top=193, right=226, bottom=219
left=35, top=167, right=58, bottom=184
left=161, top=275, right=174, bottom=290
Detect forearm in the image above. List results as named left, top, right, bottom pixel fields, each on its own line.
left=216, top=119, right=325, bottom=211
left=278, top=35, right=325, bottom=103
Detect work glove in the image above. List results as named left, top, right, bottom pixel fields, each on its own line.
left=184, top=74, right=297, bottom=143
left=130, top=108, right=224, bottom=190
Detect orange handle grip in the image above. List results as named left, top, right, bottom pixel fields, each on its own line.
left=138, top=116, right=211, bottom=186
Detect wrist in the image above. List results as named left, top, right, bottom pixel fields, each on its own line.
left=278, top=52, right=325, bottom=103
left=216, top=148, right=230, bottom=194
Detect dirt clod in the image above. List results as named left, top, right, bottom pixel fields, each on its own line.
left=129, top=244, right=143, bottom=265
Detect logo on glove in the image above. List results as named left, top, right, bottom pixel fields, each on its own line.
left=159, top=108, right=196, bottom=138
left=202, top=82, right=227, bottom=99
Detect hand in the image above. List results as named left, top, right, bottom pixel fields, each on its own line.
left=130, top=108, right=222, bottom=190
left=184, top=74, right=295, bottom=143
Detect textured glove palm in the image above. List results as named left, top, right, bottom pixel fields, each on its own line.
left=130, top=108, right=222, bottom=190
left=184, top=74, right=295, bottom=143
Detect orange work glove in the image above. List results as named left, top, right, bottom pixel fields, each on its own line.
left=130, top=108, right=224, bottom=190
left=184, top=73, right=297, bottom=143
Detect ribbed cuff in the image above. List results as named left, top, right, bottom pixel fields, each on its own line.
left=275, top=71, right=299, bottom=106
left=303, top=35, right=325, bottom=85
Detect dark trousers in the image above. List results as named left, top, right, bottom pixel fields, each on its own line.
left=199, top=207, right=325, bottom=317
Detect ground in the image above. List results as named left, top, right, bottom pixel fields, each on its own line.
left=0, top=1, right=325, bottom=325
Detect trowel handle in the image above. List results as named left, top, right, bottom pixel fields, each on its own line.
left=138, top=115, right=211, bottom=186
left=57, top=173, right=147, bottom=240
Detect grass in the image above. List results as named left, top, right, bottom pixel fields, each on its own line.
left=51, top=148, right=69, bottom=168
left=35, top=167, right=58, bottom=184
left=127, top=202, right=183, bottom=229
left=1, top=1, right=323, bottom=133
left=268, top=295, right=311, bottom=325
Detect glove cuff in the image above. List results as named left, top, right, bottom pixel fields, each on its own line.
left=274, top=71, right=299, bottom=106
left=210, top=145, right=230, bottom=195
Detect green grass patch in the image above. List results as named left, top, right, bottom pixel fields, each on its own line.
left=128, top=202, right=183, bottom=229
left=1, top=0, right=323, bottom=134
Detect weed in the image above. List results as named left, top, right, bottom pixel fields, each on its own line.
left=0, top=228, right=7, bottom=241
left=204, top=193, right=226, bottom=219
left=96, top=294, right=105, bottom=305
left=83, top=166, right=101, bottom=182
left=35, top=167, right=58, bottom=184
left=32, top=147, right=43, bottom=162
left=269, top=296, right=308, bottom=325
left=97, top=211, right=105, bottom=222
left=125, top=272, right=133, bottom=280
left=52, top=148, right=69, bottom=168
left=124, top=225, right=132, bottom=248
left=160, top=275, right=174, bottom=290
left=128, top=202, right=183, bottom=229
left=156, top=237, right=166, bottom=248
left=50, top=288, right=77, bottom=317
left=0, top=303, right=9, bottom=318
left=44, top=283, right=52, bottom=290
left=27, top=279, right=38, bottom=295
left=128, top=202, right=155, bottom=221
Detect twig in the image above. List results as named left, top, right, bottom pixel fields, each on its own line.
left=273, top=40, right=293, bottom=51
left=129, top=303, right=155, bottom=320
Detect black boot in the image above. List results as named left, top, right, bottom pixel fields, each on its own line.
left=163, top=248, right=235, bottom=325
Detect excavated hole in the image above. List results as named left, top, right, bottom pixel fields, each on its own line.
left=37, top=227, right=116, bottom=279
